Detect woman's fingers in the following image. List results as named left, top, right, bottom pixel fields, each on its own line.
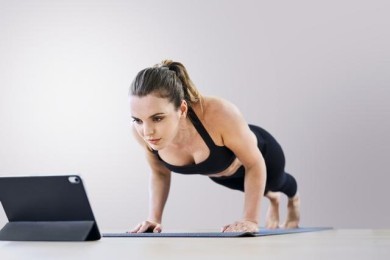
left=129, top=220, right=162, bottom=233
left=137, top=222, right=151, bottom=233
left=222, top=220, right=258, bottom=232
left=221, top=224, right=230, bottom=232
left=153, top=224, right=162, bottom=233
left=129, top=223, right=142, bottom=233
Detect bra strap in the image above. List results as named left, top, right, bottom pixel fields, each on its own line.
left=187, top=107, right=217, bottom=148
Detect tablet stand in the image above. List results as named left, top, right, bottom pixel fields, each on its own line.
left=0, top=175, right=101, bottom=241
left=0, top=220, right=100, bottom=241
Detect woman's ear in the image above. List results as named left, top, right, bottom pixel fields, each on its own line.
left=180, top=100, right=188, bottom=117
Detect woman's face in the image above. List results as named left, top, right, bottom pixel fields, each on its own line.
left=130, top=94, right=184, bottom=150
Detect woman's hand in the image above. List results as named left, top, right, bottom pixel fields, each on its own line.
left=129, top=220, right=162, bottom=233
left=221, top=220, right=259, bottom=233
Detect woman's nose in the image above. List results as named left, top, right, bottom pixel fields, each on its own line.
left=143, top=124, right=154, bottom=136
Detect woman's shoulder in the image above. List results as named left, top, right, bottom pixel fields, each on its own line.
left=202, top=96, right=241, bottom=117
left=194, top=96, right=243, bottom=127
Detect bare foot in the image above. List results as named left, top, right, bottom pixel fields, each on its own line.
left=281, top=193, right=300, bottom=229
left=265, top=191, right=281, bottom=229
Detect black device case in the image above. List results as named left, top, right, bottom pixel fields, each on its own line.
left=0, top=175, right=101, bottom=241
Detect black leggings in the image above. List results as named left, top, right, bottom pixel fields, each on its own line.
left=210, top=125, right=298, bottom=198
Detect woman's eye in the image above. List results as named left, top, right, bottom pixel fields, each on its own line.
left=132, top=118, right=142, bottom=124
left=153, top=117, right=163, bottom=122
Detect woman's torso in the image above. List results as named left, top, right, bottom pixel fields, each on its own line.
left=153, top=98, right=258, bottom=177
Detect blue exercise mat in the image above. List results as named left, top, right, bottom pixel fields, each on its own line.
left=103, top=227, right=332, bottom=238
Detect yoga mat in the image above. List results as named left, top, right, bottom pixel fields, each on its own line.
left=103, top=227, right=332, bottom=238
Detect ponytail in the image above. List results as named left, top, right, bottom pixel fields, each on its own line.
left=155, top=60, right=201, bottom=106
left=130, top=60, right=202, bottom=110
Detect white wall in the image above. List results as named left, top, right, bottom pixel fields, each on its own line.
left=0, top=0, right=389, bottom=231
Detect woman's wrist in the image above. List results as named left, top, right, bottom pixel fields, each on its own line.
left=147, top=215, right=162, bottom=224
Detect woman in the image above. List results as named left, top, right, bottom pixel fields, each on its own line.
left=129, top=60, right=300, bottom=233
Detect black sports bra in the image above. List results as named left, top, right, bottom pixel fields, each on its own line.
left=152, top=107, right=236, bottom=175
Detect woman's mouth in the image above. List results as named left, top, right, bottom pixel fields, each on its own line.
left=147, top=138, right=161, bottom=145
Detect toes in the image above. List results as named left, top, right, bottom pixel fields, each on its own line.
left=265, top=221, right=280, bottom=229
left=281, top=222, right=299, bottom=229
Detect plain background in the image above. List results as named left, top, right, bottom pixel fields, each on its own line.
left=0, top=0, right=389, bottom=231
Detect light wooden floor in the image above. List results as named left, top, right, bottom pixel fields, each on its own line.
left=0, top=229, right=389, bottom=259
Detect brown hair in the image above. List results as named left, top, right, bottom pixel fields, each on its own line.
left=130, top=60, right=201, bottom=109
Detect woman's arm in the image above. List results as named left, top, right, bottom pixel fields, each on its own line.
left=130, top=127, right=171, bottom=233
left=145, top=149, right=171, bottom=225
left=224, top=125, right=266, bottom=231
left=242, top=158, right=266, bottom=224
left=207, top=98, right=266, bottom=231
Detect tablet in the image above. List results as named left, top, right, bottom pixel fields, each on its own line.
left=0, top=175, right=101, bottom=241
